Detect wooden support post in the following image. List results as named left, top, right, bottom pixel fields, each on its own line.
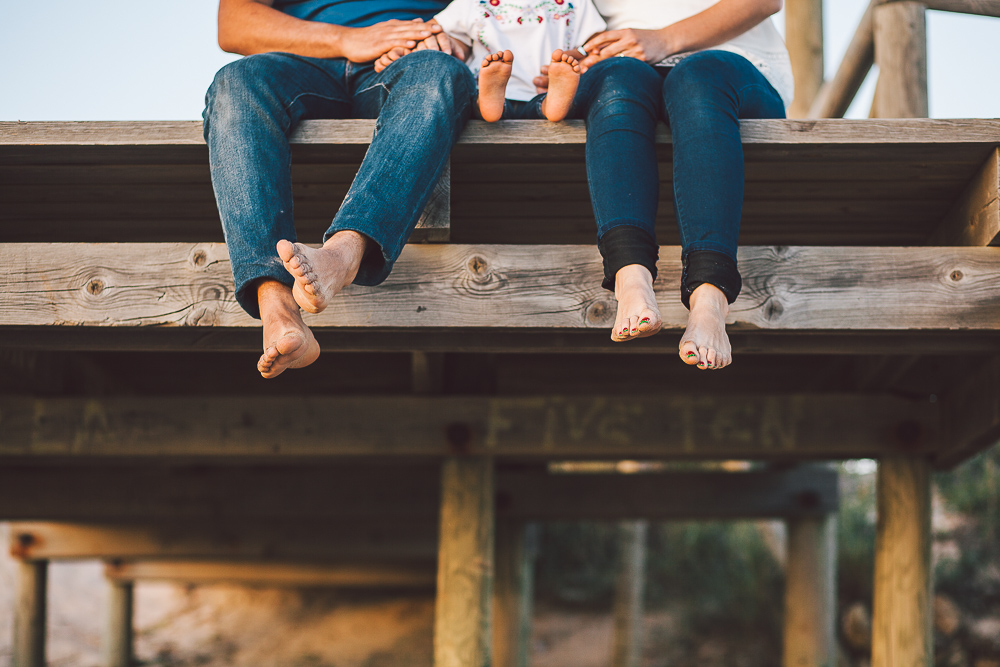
left=103, top=579, right=134, bottom=667
left=784, top=515, right=837, bottom=667
left=611, top=521, right=647, bottom=667
left=873, top=2, right=928, bottom=119
left=872, top=456, right=932, bottom=667
left=13, top=559, right=46, bottom=667
left=785, top=0, right=825, bottom=118
left=434, top=457, right=495, bottom=667
left=493, top=521, right=536, bottom=667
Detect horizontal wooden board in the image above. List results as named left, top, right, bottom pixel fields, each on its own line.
left=0, top=394, right=938, bottom=461
left=5, top=466, right=838, bottom=558
left=2, top=243, right=1000, bottom=332
left=103, top=560, right=437, bottom=587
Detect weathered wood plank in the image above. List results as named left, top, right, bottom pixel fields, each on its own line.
left=9, top=519, right=440, bottom=561
left=928, top=148, right=1000, bottom=246
left=413, top=161, right=451, bottom=243
left=104, top=560, right=436, bottom=587
left=0, top=395, right=938, bottom=461
left=872, top=456, right=933, bottom=667
left=3, top=244, right=1000, bottom=331
left=3, top=119, right=999, bottom=148
left=784, top=515, right=837, bottom=667
left=919, top=0, right=1000, bottom=16
left=873, top=2, right=929, bottom=119
left=434, top=457, right=494, bottom=667
left=13, top=559, right=46, bottom=667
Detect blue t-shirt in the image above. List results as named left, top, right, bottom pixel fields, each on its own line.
left=274, top=0, right=449, bottom=27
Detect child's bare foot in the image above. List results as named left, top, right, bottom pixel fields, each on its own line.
left=478, top=50, right=513, bottom=122
left=540, top=49, right=580, bottom=122
left=256, top=280, right=321, bottom=379
left=611, top=264, right=662, bottom=342
left=679, top=283, right=732, bottom=370
left=276, top=231, right=367, bottom=314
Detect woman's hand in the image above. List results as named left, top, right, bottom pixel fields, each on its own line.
left=580, top=28, right=674, bottom=68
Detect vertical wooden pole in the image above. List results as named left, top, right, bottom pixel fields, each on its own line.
left=13, top=560, right=47, bottom=667
left=785, top=0, right=825, bottom=118
left=434, top=457, right=495, bottom=667
left=611, top=521, right=647, bottom=667
left=493, top=521, right=536, bottom=667
left=784, top=515, right=837, bottom=667
left=872, top=456, right=932, bottom=667
left=872, top=2, right=928, bottom=118
left=103, top=579, right=134, bottom=667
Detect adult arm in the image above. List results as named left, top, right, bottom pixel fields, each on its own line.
left=218, top=0, right=442, bottom=62
left=581, top=0, right=782, bottom=66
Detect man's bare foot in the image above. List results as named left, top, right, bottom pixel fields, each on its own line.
left=256, top=280, right=321, bottom=379
left=540, top=49, right=581, bottom=122
left=611, top=264, right=662, bottom=342
left=679, top=283, right=732, bottom=370
left=478, top=50, right=513, bottom=122
left=276, top=231, right=367, bottom=314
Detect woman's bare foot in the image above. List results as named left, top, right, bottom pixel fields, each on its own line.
left=256, top=280, right=321, bottom=379
left=478, top=50, right=513, bottom=122
left=679, top=283, right=732, bottom=370
left=611, top=264, right=662, bottom=342
left=540, top=49, right=581, bottom=122
left=276, top=231, right=367, bottom=314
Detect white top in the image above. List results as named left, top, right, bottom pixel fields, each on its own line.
left=435, top=0, right=608, bottom=101
left=592, top=0, right=794, bottom=106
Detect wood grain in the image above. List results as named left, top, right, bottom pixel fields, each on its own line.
left=928, top=148, right=1000, bottom=246
left=784, top=515, right=837, bottom=667
left=785, top=0, right=825, bottom=119
left=3, top=243, right=1000, bottom=332
left=872, top=456, right=932, bottom=667
left=104, top=560, right=435, bottom=587
left=873, top=2, right=929, bottom=119
left=0, top=394, right=938, bottom=460
left=434, top=457, right=494, bottom=667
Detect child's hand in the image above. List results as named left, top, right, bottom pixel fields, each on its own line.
left=414, top=24, right=471, bottom=61
left=375, top=46, right=411, bottom=72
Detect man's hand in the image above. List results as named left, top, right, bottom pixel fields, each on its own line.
left=413, top=22, right=471, bottom=61
left=340, top=19, right=443, bottom=62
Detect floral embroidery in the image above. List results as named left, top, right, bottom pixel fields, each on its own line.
left=474, top=0, right=581, bottom=54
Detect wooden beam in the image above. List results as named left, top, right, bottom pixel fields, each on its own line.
left=3, top=119, right=1000, bottom=149
left=434, top=457, right=494, bottom=667
left=4, top=244, right=1000, bottom=332
left=784, top=515, right=837, bottom=667
left=611, top=521, right=647, bottom=667
left=103, top=580, right=133, bottom=667
left=0, top=395, right=937, bottom=462
left=785, top=0, right=825, bottom=119
left=104, top=560, right=436, bottom=587
left=13, top=559, right=46, bottom=667
left=918, top=0, right=1000, bottom=17
left=873, top=2, right=929, bottom=119
left=809, top=2, right=875, bottom=118
left=492, top=520, right=535, bottom=667
left=872, top=456, right=932, bottom=666
left=8, top=519, right=440, bottom=561
left=928, top=149, right=1000, bottom=246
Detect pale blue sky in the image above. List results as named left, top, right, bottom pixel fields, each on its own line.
left=1, top=1, right=997, bottom=120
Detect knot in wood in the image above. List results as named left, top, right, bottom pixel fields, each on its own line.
left=950, top=269, right=964, bottom=282
left=586, top=300, right=614, bottom=326
left=86, top=278, right=105, bottom=296
left=764, top=298, right=784, bottom=321
left=11, top=532, right=35, bottom=559
left=467, top=255, right=489, bottom=277
left=191, top=249, right=208, bottom=268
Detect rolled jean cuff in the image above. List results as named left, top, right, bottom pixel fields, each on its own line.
left=597, top=225, right=659, bottom=291
left=681, top=249, right=741, bottom=309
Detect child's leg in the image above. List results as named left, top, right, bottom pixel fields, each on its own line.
left=540, top=50, right=581, bottom=122
left=478, top=50, right=514, bottom=122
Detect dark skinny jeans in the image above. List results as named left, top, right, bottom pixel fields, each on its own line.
left=573, top=50, right=786, bottom=307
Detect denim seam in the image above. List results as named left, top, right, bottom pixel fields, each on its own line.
left=281, top=92, right=352, bottom=133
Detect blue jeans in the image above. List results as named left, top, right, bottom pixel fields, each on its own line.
left=203, top=50, right=475, bottom=318
left=573, top=50, right=786, bottom=305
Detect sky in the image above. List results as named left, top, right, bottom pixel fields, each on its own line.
left=0, top=1, right=997, bottom=120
